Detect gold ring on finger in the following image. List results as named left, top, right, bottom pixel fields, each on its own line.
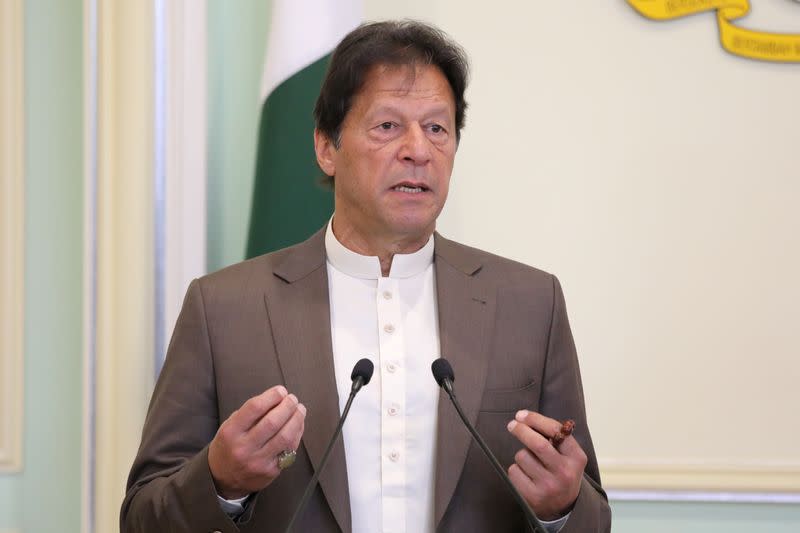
left=277, top=449, right=297, bottom=470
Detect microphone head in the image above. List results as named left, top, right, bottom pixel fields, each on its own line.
left=431, top=358, right=455, bottom=387
left=351, top=358, right=374, bottom=385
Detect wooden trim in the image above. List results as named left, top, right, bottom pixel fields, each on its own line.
left=0, top=0, right=25, bottom=474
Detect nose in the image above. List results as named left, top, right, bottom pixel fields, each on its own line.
left=398, top=123, right=431, bottom=166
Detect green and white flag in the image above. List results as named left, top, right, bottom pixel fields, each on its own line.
left=246, top=0, right=362, bottom=258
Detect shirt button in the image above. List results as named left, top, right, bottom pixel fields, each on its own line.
left=389, top=451, right=399, bottom=461
left=387, top=362, right=397, bottom=373
left=383, top=323, right=395, bottom=334
left=388, top=406, right=398, bottom=416
left=382, top=290, right=393, bottom=300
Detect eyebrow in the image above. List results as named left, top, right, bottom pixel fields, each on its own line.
left=367, top=103, right=453, bottom=121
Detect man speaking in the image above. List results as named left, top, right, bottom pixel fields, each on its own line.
left=121, top=20, right=611, bottom=532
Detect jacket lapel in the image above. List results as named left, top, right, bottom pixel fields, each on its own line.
left=264, top=229, right=352, bottom=533
left=432, top=233, right=495, bottom=527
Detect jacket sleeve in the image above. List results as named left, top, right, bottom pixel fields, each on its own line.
left=120, top=279, right=254, bottom=532
left=539, top=275, right=612, bottom=533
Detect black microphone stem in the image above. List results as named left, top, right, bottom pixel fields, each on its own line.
left=441, top=379, right=548, bottom=533
left=284, top=379, right=362, bottom=533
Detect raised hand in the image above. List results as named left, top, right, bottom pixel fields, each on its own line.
left=506, top=410, right=587, bottom=521
left=208, top=385, right=306, bottom=500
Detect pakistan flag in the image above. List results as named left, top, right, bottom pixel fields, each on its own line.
left=246, top=0, right=361, bottom=258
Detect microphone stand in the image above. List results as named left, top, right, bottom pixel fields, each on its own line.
left=284, top=378, right=364, bottom=533
left=440, top=378, right=548, bottom=533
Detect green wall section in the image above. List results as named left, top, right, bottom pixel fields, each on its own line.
left=22, top=0, right=84, bottom=529
left=611, top=501, right=800, bottom=532
left=0, top=0, right=84, bottom=531
left=206, top=0, right=270, bottom=273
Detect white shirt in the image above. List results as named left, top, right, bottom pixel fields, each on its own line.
left=325, top=220, right=441, bottom=533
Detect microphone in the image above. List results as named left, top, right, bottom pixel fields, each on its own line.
left=431, top=358, right=548, bottom=533
left=284, top=358, right=374, bottom=533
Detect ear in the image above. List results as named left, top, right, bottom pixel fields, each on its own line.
left=314, top=128, right=337, bottom=177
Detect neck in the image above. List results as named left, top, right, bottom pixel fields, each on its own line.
left=331, top=218, right=432, bottom=277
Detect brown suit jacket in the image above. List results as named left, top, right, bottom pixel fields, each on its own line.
left=121, top=228, right=611, bottom=532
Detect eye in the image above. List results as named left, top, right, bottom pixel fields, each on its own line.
left=429, top=124, right=445, bottom=134
left=379, top=122, right=395, bottom=130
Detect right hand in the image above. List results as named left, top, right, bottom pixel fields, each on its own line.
left=208, top=385, right=306, bottom=499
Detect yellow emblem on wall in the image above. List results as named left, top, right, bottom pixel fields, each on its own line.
left=627, top=0, right=800, bottom=62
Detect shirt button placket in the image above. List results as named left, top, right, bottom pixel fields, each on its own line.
left=376, top=276, right=405, bottom=533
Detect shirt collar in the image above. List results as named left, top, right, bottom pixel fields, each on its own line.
left=324, top=218, right=434, bottom=280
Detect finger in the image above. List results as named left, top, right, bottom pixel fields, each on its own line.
left=507, top=418, right=561, bottom=468
left=289, top=404, right=306, bottom=450
left=507, top=463, right=539, bottom=505
left=514, top=410, right=580, bottom=457
left=232, top=385, right=288, bottom=431
left=514, top=410, right=562, bottom=438
left=261, top=403, right=307, bottom=459
left=514, top=448, right=548, bottom=481
left=246, top=393, right=301, bottom=449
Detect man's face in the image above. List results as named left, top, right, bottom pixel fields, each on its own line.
left=315, top=63, right=457, bottom=243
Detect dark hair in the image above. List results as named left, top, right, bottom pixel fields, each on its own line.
left=314, top=20, right=470, bottom=152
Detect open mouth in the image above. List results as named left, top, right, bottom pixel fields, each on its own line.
left=392, top=183, right=429, bottom=194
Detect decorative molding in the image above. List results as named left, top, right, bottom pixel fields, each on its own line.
left=0, top=0, right=25, bottom=474
left=602, top=459, right=800, bottom=492
left=608, top=489, right=800, bottom=504
left=92, top=2, right=155, bottom=532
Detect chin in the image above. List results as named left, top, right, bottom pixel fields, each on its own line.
left=386, top=218, right=435, bottom=239
left=381, top=206, right=440, bottom=235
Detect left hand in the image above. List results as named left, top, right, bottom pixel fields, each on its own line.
left=506, top=410, right=587, bottom=521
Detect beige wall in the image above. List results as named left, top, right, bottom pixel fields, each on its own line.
left=364, top=1, right=800, bottom=492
